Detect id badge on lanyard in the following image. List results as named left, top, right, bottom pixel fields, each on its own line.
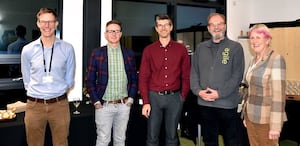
left=43, top=74, right=54, bottom=83
left=41, top=40, right=54, bottom=84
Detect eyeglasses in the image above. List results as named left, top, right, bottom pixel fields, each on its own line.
left=208, top=22, right=225, bottom=27
left=106, top=30, right=121, bottom=34
left=39, top=20, right=56, bottom=25
left=156, top=23, right=171, bottom=28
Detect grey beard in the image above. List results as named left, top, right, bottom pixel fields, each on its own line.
left=212, top=32, right=225, bottom=40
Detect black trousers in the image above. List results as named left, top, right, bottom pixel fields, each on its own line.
left=146, top=91, right=183, bottom=146
left=197, top=105, right=242, bottom=146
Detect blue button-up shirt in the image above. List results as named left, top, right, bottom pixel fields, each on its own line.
left=21, top=38, right=76, bottom=99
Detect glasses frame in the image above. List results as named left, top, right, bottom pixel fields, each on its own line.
left=106, top=30, right=122, bottom=34
left=156, top=23, right=171, bottom=29
left=208, top=22, right=225, bottom=27
left=39, top=20, right=57, bottom=25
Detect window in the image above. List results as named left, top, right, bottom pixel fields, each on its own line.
left=0, top=0, right=61, bottom=108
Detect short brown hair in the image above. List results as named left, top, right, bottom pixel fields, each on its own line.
left=155, top=13, right=173, bottom=26
left=106, top=20, right=122, bottom=31
left=207, top=13, right=226, bottom=23
left=36, top=8, right=58, bottom=21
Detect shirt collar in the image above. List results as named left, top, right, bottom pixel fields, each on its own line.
left=207, top=37, right=228, bottom=48
left=107, top=44, right=121, bottom=50
left=158, top=40, right=174, bottom=48
left=32, top=37, right=61, bottom=47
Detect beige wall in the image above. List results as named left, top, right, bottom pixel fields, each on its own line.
left=227, top=0, right=300, bottom=40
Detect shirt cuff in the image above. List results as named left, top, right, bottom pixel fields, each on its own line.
left=94, top=101, right=101, bottom=106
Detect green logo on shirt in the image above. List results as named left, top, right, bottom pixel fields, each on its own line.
left=222, top=48, right=230, bottom=64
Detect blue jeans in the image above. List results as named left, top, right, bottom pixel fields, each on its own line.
left=95, top=102, right=131, bottom=146
left=147, top=91, right=184, bottom=146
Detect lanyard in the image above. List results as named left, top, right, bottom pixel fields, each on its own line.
left=41, top=40, right=54, bottom=73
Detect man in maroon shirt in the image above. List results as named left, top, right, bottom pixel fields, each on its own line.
left=138, top=14, right=191, bottom=146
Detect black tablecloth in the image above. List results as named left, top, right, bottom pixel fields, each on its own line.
left=1, top=99, right=299, bottom=146
left=0, top=102, right=96, bottom=146
left=280, top=100, right=300, bottom=144
left=0, top=102, right=148, bottom=146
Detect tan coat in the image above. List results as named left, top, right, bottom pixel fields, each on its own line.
left=244, top=48, right=287, bottom=131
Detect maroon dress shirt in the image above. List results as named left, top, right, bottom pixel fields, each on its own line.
left=139, top=40, right=190, bottom=104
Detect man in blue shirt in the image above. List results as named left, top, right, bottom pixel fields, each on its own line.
left=21, top=8, right=76, bottom=146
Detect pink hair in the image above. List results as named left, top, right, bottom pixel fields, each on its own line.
left=249, top=26, right=272, bottom=39
left=254, top=29, right=272, bottom=39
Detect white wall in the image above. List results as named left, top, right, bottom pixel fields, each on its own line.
left=249, top=0, right=300, bottom=23
left=101, top=1, right=112, bottom=46
left=227, top=0, right=300, bottom=40
left=63, top=0, right=83, bottom=101
left=226, top=0, right=251, bottom=40
left=63, top=0, right=112, bottom=101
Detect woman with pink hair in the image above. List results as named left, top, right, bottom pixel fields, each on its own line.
left=242, top=24, right=287, bottom=146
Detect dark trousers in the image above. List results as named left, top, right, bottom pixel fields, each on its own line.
left=197, top=105, right=241, bottom=146
left=146, top=91, right=184, bottom=146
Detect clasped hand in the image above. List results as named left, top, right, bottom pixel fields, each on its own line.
left=199, top=87, right=219, bottom=101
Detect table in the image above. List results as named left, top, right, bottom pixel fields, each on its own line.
left=280, top=100, right=300, bottom=144
left=126, top=104, right=148, bottom=146
left=6, top=98, right=299, bottom=146
left=0, top=101, right=149, bottom=146
left=0, top=102, right=96, bottom=146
